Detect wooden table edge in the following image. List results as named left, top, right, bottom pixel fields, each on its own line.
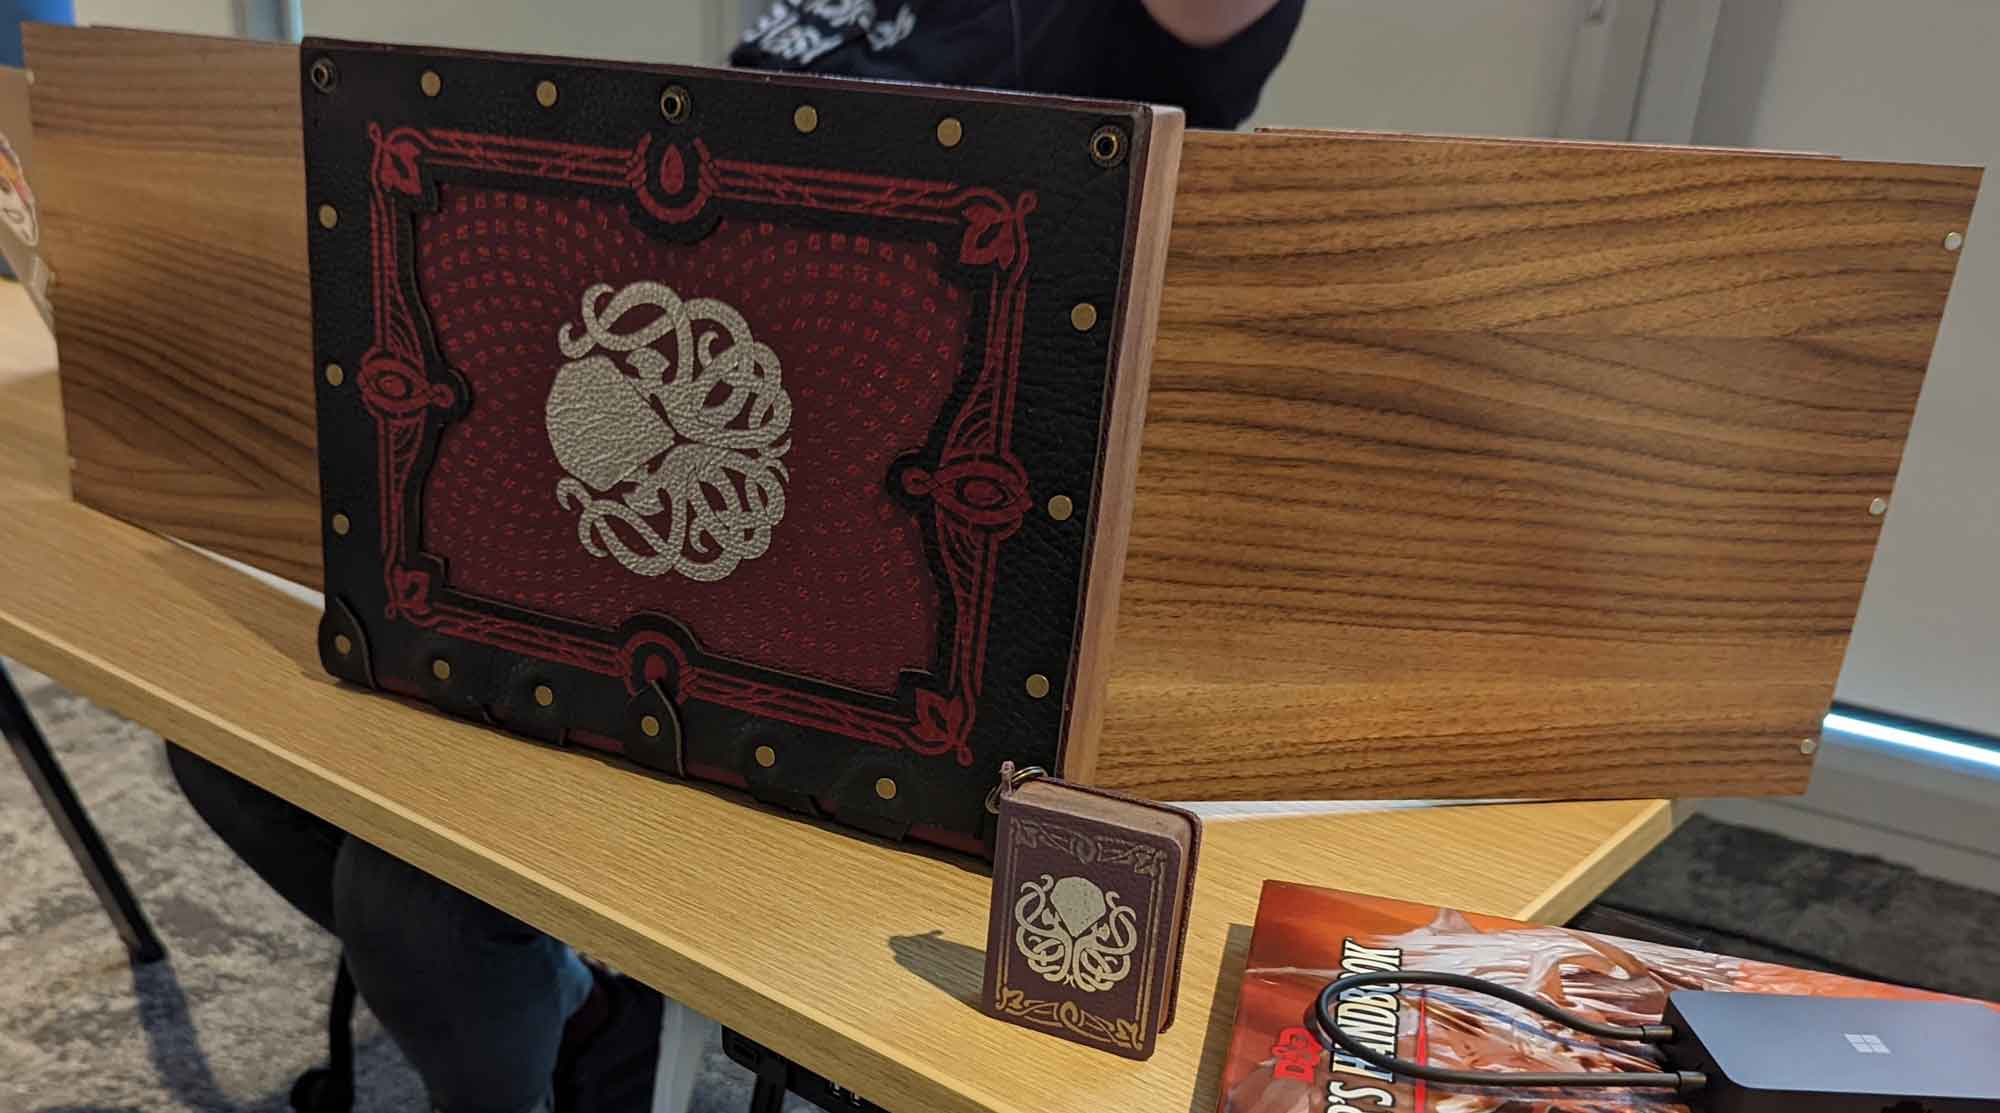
left=0, top=558, right=1676, bottom=1113
left=1516, top=799, right=1675, bottom=923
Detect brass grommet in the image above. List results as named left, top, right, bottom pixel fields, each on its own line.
left=1025, top=673, right=1051, bottom=699
left=533, top=684, right=555, bottom=708
left=1070, top=302, right=1098, bottom=331
left=793, top=104, right=819, bottom=134
left=536, top=80, right=559, bottom=108
left=875, top=776, right=898, bottom=800
left=640, top=714, right=662, bottom=738
left=431, top=658, right=452, bottom=681
left=333, top=634, right=353, bottom=657
left=330, top=512, right=350, bottom=536
left=308, top=56, right=337, bottom=94
left=935, top=116, right=963, bottom=148
left=324, top=363, right=344, bottom=387
left=755, top=744, right=777, bottom=768
left=660, top=85, right=691, bottom=123
left=1047, top=495, right=1074, bottom=522
left=421, top=70, right=443, bottom=98
left=317, top=204, right=339, bottom=229
left=1088, top=124, right=1127, bottom=168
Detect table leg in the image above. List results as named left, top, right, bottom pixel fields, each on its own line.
left=650, top=997, right=715, bottom=1113
left=0, top=659, right=166, bottom=963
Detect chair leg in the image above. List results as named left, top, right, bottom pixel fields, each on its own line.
left=290, top=958, right=356, bottom=1113
left=0, top=660, right=166, bottom=964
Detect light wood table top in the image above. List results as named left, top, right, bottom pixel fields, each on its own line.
left=0, top=365, right=1672, bottom=1113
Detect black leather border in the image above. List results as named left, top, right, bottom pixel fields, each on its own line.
left=304, top=38, right=1153, bottom=849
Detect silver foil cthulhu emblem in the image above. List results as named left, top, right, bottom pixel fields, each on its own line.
left=1013, top=873, right=1140, bottom=993
left=545, top=280, right=792, bottom=582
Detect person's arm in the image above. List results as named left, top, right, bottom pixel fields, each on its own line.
left=1138, top=0, right=1287, bottom=47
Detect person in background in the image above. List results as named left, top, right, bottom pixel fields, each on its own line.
left=168, top=5, right=1302, bottom=1113
left=735, top=0, right=1304, bottom=128
left=0, top=0, right=75, bottom=68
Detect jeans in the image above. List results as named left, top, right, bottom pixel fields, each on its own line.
left=165, top=743, right=593, bottom=1113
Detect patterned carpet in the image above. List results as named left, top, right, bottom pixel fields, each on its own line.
left=4, top=658, right=1998, bottom=1111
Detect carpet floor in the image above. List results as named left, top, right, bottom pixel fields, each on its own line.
left=4, top=659, right=1997, bottom=1111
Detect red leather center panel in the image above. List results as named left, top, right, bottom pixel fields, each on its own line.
left=413, top=186, right=965, bottom=693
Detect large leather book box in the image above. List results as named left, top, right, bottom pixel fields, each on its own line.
left=302, top=39, right=1182, bottom=850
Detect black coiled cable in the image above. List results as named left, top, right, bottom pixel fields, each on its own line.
left=1313, top=971, right=1707, bottom=1094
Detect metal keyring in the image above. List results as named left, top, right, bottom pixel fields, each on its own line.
left=984, top=764, right=1048, bottom=814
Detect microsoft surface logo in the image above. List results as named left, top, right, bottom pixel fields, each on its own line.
left=1844, top=1033, right=1892, bottom=1055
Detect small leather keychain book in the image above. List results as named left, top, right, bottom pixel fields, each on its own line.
left=981, top=762, right=1201, bottom=1060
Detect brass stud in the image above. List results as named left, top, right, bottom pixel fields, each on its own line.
left=317, top=204, right=339, bottom=229
left=431, top=658, right=452, bottom=681
left=333, top=634, right=353, bottom=657
left=1800, top=737, right=1819, bottom=756
left=875, top=776, right=898, bottom=800
left=308, top=56, right=337, bottom=94
left=1047, top=495, right=1074, bottom=522
left=533, top=684, right=555, bottom=708
left=1088, top=124, right=1127, bottom=168
left=935, top=116, right=963, bottom=148
left=324, top=363, right=345, bottom=387
left=421, top=70, right=442, bottom=98
left=640, top=714, right=662, bottom=738
left=1025, top=673, right=1051, bottom=699
left=1070, top=302, right=1098, bottom=331
left=660, top=84, right=691, bottom=123
left=330, top=512, right=350, bottom=536
left=793, top=104, right=819, bottom=134
left=1945, top=230, right=1966, bottom=252
left=755, top=744, right=777, bottom=768
left=536, top=80, right=559, bottom=108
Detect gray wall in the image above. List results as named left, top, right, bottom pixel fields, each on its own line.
left=298, top=0, right=726, bottom=63
left=71, top=0, right=239, bottom=34
left=1250, top=0, right=1581, bottom=134
left=1692, top=0, right=2000, bottom=735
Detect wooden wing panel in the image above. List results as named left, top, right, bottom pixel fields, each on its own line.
left=1090, top=130, right=1978, bottom=799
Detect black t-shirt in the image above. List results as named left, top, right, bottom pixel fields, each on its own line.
left=732, top=0, right=1304, bottom=129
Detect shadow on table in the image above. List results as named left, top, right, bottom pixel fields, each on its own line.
left=888, top=920, right=1260, bottom=1113
left=888, top=928, right=985, bottom=1007
left=1187, top=922, right=1254, bottom=1113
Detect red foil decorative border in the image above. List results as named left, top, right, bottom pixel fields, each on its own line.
left=355, top=124, right=1038, bottom=767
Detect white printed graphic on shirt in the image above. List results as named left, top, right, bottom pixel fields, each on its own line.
left=743, top=0, right=917, bottom=61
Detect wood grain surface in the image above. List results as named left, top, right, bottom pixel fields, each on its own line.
left=25, top=27, right=1981, bottom=803
left=0, top=374, right=1672, bottom=1113
left=0, top=368, right=66, bottom=500
left=1095, top=129, right=1980, bottom=800
left=25, top=25, right=317, bottom=582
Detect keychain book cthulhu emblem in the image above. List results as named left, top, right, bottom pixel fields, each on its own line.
left=303, top=38, right=1182, bottom=849
left=981, top=764, right=1200, bottom=1059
